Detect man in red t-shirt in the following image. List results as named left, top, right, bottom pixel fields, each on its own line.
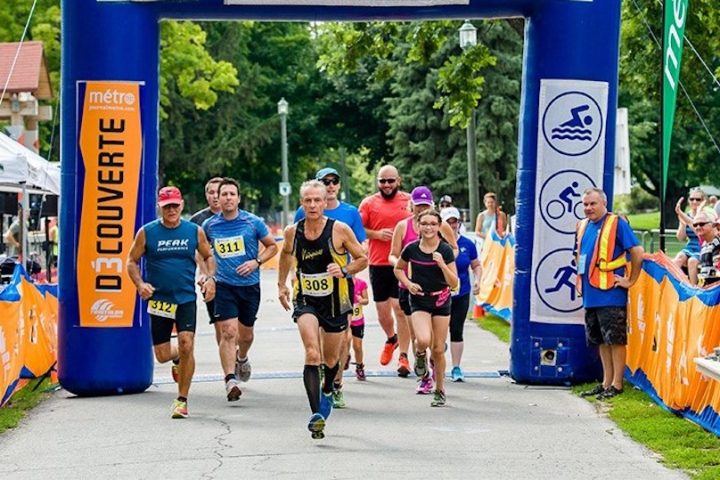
left=359, top=165, right=412, bottom=372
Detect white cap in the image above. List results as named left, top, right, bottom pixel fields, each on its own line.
left=441, top=207, right=461, bottom=222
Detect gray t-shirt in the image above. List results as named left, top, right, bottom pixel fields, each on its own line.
left=5, top=220, right=22, bottom=256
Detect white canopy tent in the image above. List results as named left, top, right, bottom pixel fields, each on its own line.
left=0, top=132, right=60, bottom=195
left=0, top=132, right=60, bottom=262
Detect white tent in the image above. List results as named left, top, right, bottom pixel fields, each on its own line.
left=0, top=132, right=60, bottom=195
left=0, top=132, right=60, bottom=261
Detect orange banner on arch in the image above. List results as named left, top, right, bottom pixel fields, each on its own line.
left=76, top=81, right=142, bottom=327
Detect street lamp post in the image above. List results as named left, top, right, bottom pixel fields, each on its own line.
left=278, top=98, right=289, bottom=228
left=459, top=20, right=479, bottom=230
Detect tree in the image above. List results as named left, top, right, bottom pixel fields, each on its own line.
left=0, top=4, right=239, bottom=164
left=316, top=20, right=522, bottom=210
left=619, top=0, right=720, bottom=225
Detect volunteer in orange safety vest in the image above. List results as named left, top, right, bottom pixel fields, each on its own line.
left=575, top=187, right=643, bottom=400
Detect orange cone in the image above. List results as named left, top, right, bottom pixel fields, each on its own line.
left=473, top=303, right=485, bottom=319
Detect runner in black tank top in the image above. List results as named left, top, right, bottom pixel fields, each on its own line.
left=293, top=218, right=354, bottom=322
left=277, top=180, right=368, bottom=440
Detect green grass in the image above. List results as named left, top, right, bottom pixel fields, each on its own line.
left=573, top=382, right=720, bottom=479
left=474, top=316, right=720, bottom=479
left=475, top=313, right=510, bottom=343
left=626, top=211, right=660, bottom=231
left=0, top=379, right=53, bottom=434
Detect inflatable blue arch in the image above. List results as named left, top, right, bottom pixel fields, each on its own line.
left=60, top=0, right=621, bottom=395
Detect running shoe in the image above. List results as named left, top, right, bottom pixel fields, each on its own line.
left=307, top=412, right=326, bottom=438
left=414, top=353, right=428, bottom=378
left=171, top=399, right=188, bottom=419
left=451, top=366, right=465, bottom=382
left=430, top=358, right=436, bottom=382
left=416, top=374, right=433, bottom=395
left=397, top=354, right=410, bottom=378
left=225, top=377, right=242, bottom=402
left=380, top=341, right=398, bottom=366
left=431, top=389, right=447, bottom=407
left=355, top=363, right=366, bottom=381
left=332, top=389, right=346, bottom=408
left=171, top=363, right=180, bottom=383
left=235, top=357, right=252, bottom=383
left=319, top=390, right=334, bottom=419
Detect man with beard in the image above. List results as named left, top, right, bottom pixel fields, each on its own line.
left=358, top=165, right=412, bottom=372
left=203, top=178, right=278, bottom=402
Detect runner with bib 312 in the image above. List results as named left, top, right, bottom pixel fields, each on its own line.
left=127, top=186, right=216, bottom=419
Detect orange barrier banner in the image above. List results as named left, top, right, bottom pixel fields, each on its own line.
left=475, top=230, right=514, bottom=321
left=0, top=266, right=58, bottom=406
left=625, top=253, right=720, bottom=435
left=77, top=81, right=142, bottom=327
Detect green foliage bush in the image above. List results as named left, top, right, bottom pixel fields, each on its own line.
left=627, top=185, right=658, bottom=213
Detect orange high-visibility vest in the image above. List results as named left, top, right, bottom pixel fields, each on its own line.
left=575, top=213, right=627, bottom=290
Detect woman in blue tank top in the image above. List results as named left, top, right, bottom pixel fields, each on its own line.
left=474, top=192, right=507, bottom=242
left=673, top=188, right=706, bottom=285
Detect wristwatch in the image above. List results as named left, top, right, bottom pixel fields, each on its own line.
left=341, top=266, right=349, bottom=277
left=256, top=256, right=263, bottom=265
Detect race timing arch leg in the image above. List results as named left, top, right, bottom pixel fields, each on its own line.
left=510, top=0, right=622, bottom=384
left=59, top=0, right=160, bottom=395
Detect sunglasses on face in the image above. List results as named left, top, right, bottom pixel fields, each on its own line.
left=693, top=222, right=710, bottom=228
left=689, top=198, right=703, bottom=202
left=162, top=204, right=181, bottom=210
left=446, top=218, right=459, bottom=225
left=378, top=178, right=397, bottom=185
left=322, top=177, right=340, bottom=186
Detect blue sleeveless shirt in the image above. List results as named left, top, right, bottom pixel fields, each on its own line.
left=143, top=219, right=199, bottom=304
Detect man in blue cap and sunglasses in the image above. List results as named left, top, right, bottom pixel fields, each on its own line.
left=294, top=167, right=367, bottom=408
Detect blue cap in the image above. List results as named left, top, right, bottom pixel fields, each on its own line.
left=316, top=167, right=340, bottom=180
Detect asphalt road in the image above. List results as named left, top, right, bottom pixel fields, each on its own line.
left=0, top=270, right=686, bottom=479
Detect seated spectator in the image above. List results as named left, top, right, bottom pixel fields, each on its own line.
left=673, top=189, right=705, bottom=285
left=692, top=211, right=720, bottom=287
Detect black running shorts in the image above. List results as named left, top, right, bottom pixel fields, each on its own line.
left=293, top=304, right=349, bottom=333
left=369, top=265, right=399, bottom=302
left=150, top=301, right=197, bottom=346
left=214, top=282, right=261, bottom=327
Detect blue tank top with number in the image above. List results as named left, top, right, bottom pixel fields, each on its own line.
left=144, top=219, right=199, bottom=304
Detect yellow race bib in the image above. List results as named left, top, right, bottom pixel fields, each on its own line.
left=300, top=272, right=334, bottom=297
left=352, top=304, right=363, bottom=321
left=214, top=235, right=246, bottom=258
left=148, top=299, right=178, bottom=319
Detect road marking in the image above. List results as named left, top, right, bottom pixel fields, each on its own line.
left=152, top=370, right=504, bottom=385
